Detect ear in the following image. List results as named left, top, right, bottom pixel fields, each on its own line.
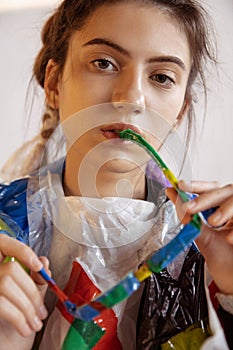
left=173, top=98, right=190, bottom=130
left=44, top=59, right=60, bottom=110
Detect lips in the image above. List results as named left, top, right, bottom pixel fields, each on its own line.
left=101, top=123, right=142, bottom=140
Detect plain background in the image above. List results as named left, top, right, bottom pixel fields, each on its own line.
left=0, top=0, right=232, bottom=183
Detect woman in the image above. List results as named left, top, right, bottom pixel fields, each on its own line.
left=0, top=1, right=232, bottom=349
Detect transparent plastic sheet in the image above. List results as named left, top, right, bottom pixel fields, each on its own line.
left=25, top=160, right=188, bottom=349
left=0, top=176, right=108, bottom=350
left=0, top=210, right=26, bottom=241
left=0, top=164, right=228, bottom=350
left=1, top=173, right=226, bottom=349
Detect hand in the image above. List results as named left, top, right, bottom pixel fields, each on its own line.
left=0, top=235, right=49, bottom=349
left=166, top=180, right=233, bottom=295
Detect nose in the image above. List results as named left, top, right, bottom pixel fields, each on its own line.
left=111, top=69, right=146, bottom=115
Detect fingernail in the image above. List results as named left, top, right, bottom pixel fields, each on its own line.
left=39, top=305, right=48, bottom=319
left=33, top=316, right=43, bottom=331
left=31, top=256, right=43, bottom=270
left=188, top=200, right=196, bottom=210
left=211, top=212, right=222, bottom=224
left=180, top=180, right=192, bottom=190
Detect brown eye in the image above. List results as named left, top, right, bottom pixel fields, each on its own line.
left=91, top=59, right=117, bottom=71
left=155, top=74, right=168, bottom=83
left=150, top=74, right=174, bottom=88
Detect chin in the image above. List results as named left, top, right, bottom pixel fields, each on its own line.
left=100, top=158, right=146, bottom=174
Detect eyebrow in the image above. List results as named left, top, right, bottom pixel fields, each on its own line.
left=83, top=38, right=186, bottom=70
left=147, top=56, right=186, bottom=70
left=83, top=38, right=130, bottom=57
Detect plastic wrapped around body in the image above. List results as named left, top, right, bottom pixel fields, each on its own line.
left=0, top=159, right=230, bottom=349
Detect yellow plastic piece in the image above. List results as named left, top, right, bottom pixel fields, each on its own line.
left=163, top=169, right=178, bottom=190
left=0, top=218, right=15, bottom=236
left=134, top=264, right=152, bottom=282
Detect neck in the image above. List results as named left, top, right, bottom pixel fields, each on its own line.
left=63, top=153, right=147, bottom=200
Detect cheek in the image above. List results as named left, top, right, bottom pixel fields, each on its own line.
left=148, top=88, right=186, bottom=125
left=59, top=75, right=115, bottom=119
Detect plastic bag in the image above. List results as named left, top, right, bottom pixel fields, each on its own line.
left=136, top=245, right=208, bottom=349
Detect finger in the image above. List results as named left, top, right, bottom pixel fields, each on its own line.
left=165, top=187, right=177, bottom=204
left=178, top=180, right=220, bottom=194
left=166, top=187, right=192, bottom=224
left=182, top=184, right=233, bottom=217
left=31, top=256, right=51, bottom=286
left=0, top=269, right=43, bottom=333
left=0, top=235, right=43, bottom=271
left=0, top=262, right=48, bottom=321
left=208, top=195, right=233, bottom=227
left=0, top=296, right=34, bottom=337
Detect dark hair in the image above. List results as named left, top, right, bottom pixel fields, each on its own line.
left=32, top=0, right=216, bottom=169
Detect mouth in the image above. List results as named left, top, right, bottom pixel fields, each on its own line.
left=101, top=123, right=142, bottom=140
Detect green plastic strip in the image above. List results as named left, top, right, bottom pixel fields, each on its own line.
left=62, top=319, right=105, bottom=350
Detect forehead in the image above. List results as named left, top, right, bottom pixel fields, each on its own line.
left=73, top=2, right=191, bottom=67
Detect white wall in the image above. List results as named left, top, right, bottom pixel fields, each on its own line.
left=191, top=0, right=233, bottom=184
left=0, top=4, right=55, bottom=172
left=0, top=0, right=233, bottom=184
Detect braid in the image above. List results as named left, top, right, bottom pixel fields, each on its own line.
left=0, top=105, right=59, bottom=181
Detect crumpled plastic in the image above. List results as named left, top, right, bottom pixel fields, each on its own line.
left=0, top=158, right=212, bottom=350
left=25, top=159, right=189, bottom=349
left=0, top=177, right=29, bottom=235
left=136, top=244, right=208, bottom=349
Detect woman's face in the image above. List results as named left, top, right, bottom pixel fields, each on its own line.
left=46, top=2, right=191, bottom=163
